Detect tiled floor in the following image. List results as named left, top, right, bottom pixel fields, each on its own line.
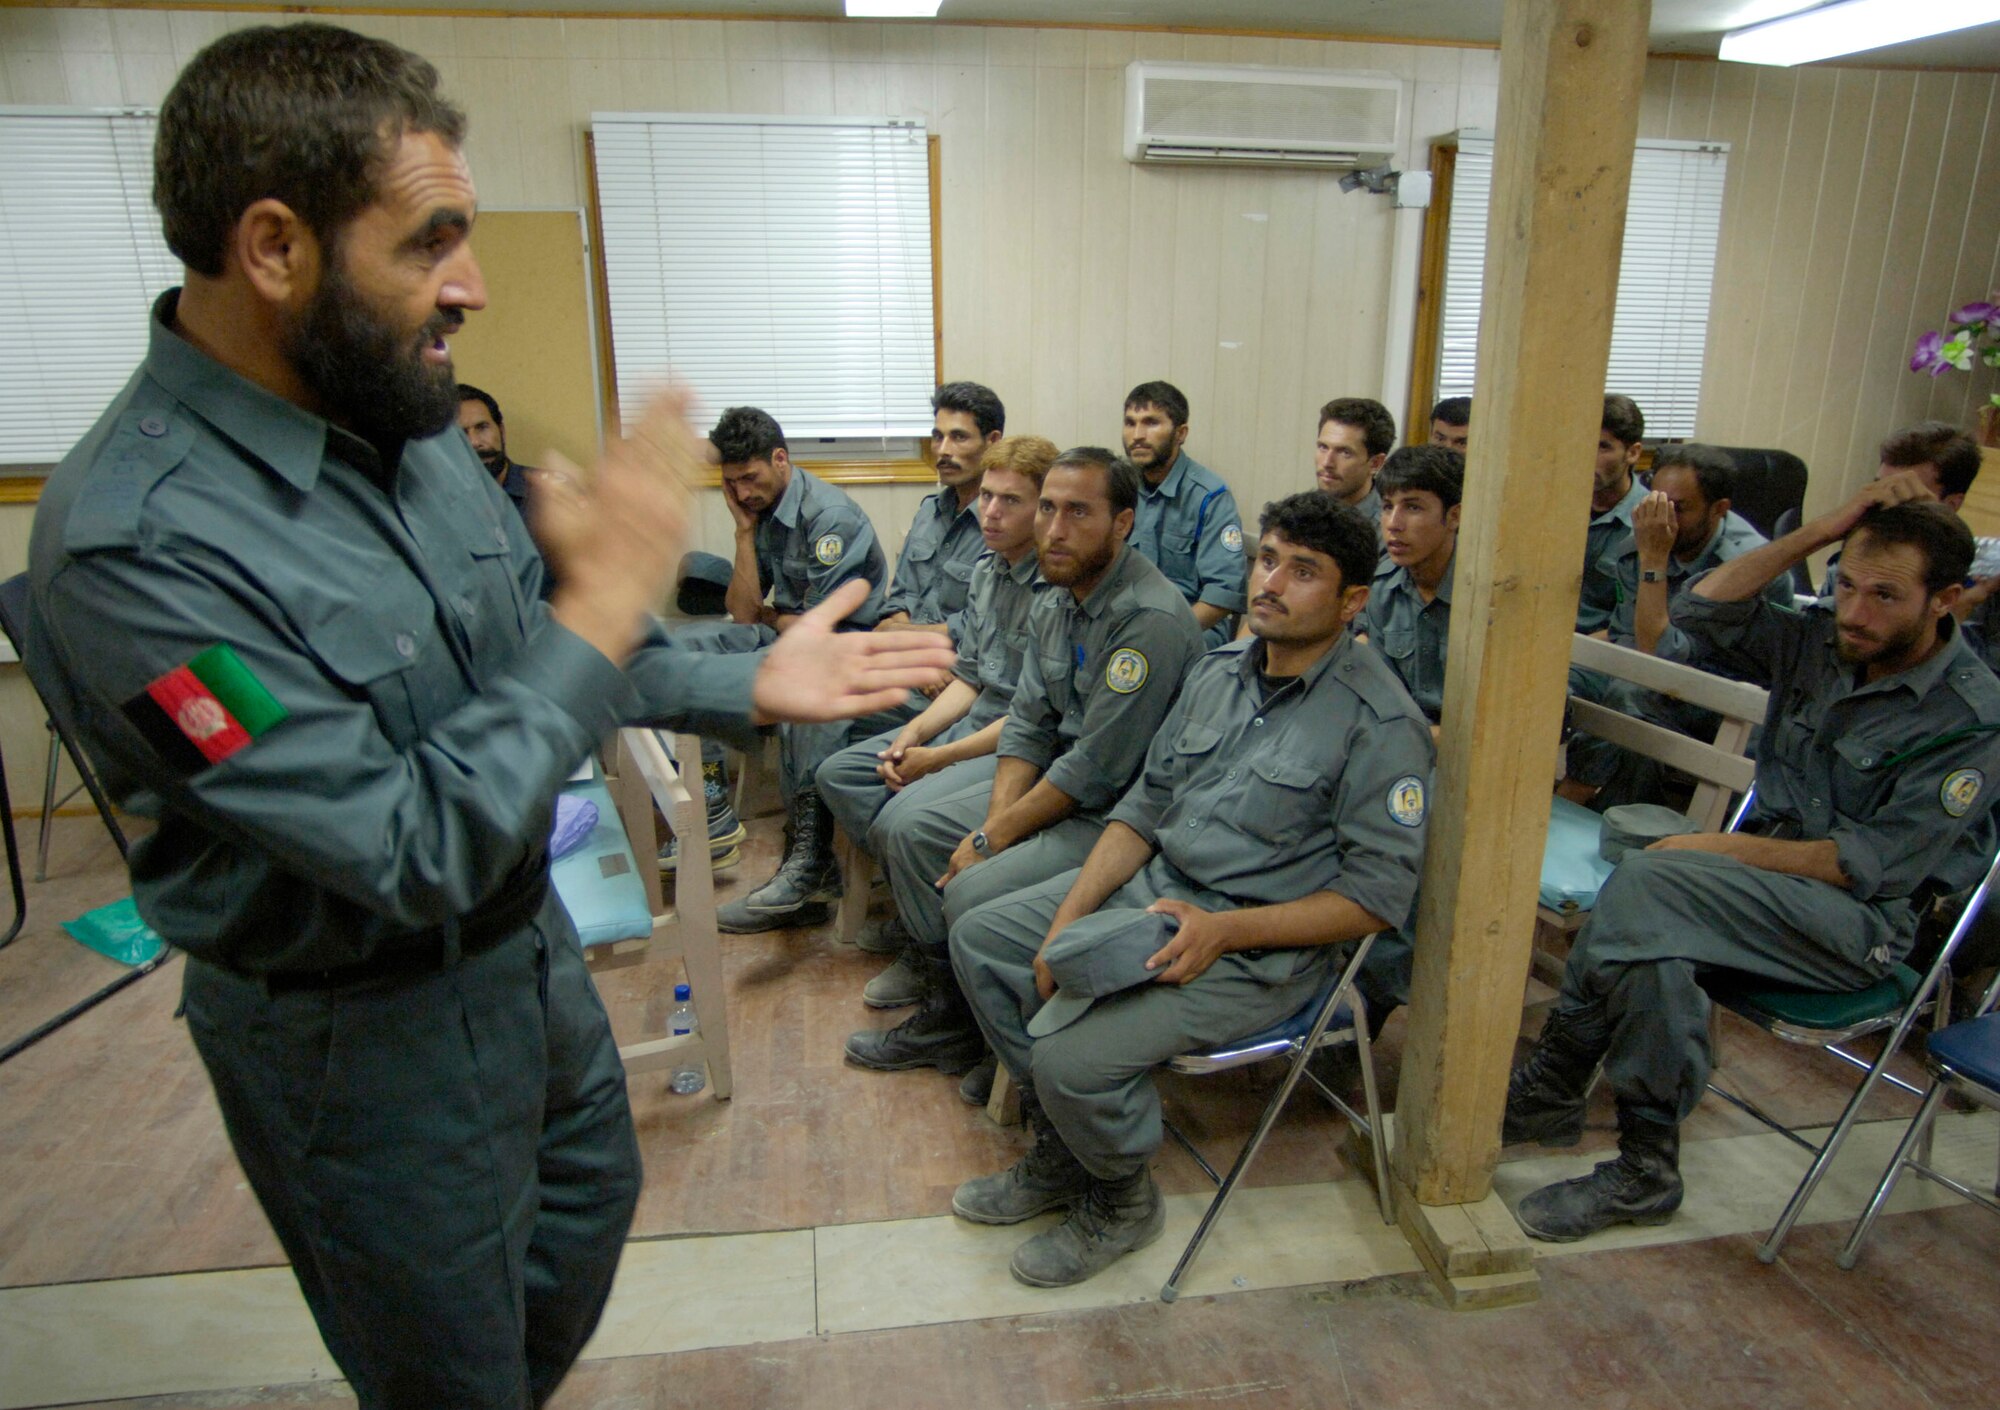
left=2, top=811, right=1996, bottom=1410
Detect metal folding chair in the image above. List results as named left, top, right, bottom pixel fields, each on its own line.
left=0, top=572, right=129, bottom=881
left=1700, top=845, right=2000, bottom=1263
left=1837, top=968, right=2000, bottom=1268
left=1157, top=932, right=1391, bottom=1303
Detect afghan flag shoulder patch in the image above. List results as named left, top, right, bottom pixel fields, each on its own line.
left=123, top=643, right=288, bottom=772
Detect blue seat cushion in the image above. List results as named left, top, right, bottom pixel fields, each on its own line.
left=1719, top=964, right=1922, bottom=1030
left=1540, top=796, right=1615, bottom=913
left=550, top=771, right=654, bottom=948
left=1926, top=1010, right=2000, bottom=1091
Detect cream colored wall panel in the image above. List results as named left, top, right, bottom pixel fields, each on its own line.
left=1, top=7, right=61, bottom=50
left=1638, top=56, right=1674, bottom=133
left=722, top=19, right=780, bottom=63
left=984, top=27, right=1037, bottom=68
left=1182, top=33, right=1236, bottom=65
left=829, top=19, right=885, bottom=64
left=1699, top=65, right=1797, bottom=447
left=611, top=58, right=678, bottom=113
left=165, top=9, right=223, bottom=64
left=110, top=10, right=171, bottom=55
left=784, top=60, right=835, bottom=115
left=510, top=57, right=580, bottom=205
left=674, top=58, right=730, bottom=113
left=775, top=20, right=831, bottom=62
left=563, top=19, right=617, bottom=61
left=932, top=64, right=985, bottom=386
left=1226, top=36, right=1283, bottom=66
left=1809, top=73, right=1914, bottom=505
left=679, top=20, right=725, bottom=63
left=1028, top=64, right=1087, bottom=446
left=1035, top=27, right=1087, bottom=68
left=4, top=50, right=66, bottom=104
left=1661, top=57, right=1716, bottom=139
left=1743, top=68, right=1835, bottom=458
left=1210, top=172, right=1275, bottom=481
left=398, top=16, right=456, bottom=61
left=880, top=22, right=935, bottom=65
left=1121, top=159, right=1179, bottom=387
left=1413, top=41, right=1461, bottom=85
left=453, top=19, right=513, bottom=60
left=931, top=23, right=985, bottom=67
left=882, top=63, right=936, bottom=118
left=566, top=59, right=611, bottom=126
left=1085, top=29, right=1135, bottom=69
left=832, top=61, right=888, bottom=115
left=60, top=47, right=122, bottom=105
left=1880, top=75, right=1979, bottom=440
left=1076, top=65, right=1134, bottom=442
left=52, top=7, right=113, bottom=52
left=1411, top=81, right=1456, bottom=146
left=504, top=17, right=562, bottom=63
left=724, top=61, right=779, bottom=114
left=1245, top=175, right=1320, bottom=495
left=1915, top=76, right=2000, bottom=432
left=1131, top=32, right=1184, bottom=63
left=977, top=66, right=1038, bottom=424
left=1165, top=176, right=1224, bottom=435
left=1843, top=73, right=1954, bottom=485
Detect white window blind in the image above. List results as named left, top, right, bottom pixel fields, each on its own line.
left=0, top=107, right=178, bottom=466
left=1438, top=133, right=1728, bottom=439
left=591, top=114, right=936, bottom=440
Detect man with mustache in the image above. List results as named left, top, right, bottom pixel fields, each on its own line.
left=846, top=448, right=1203, bottom=1080
left=24, top=24, right=954, bottom=1405
left=875, top=381, right=1005, bottom=643
left=1121, top=380, right=1247, bottom=648
left=947, top=492, right=1431, bottom=1287
left=1507, top=485, right=2000, bottom=1243
left=455, top=382, right=532, bottom=518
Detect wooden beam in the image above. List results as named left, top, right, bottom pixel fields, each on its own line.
left=1392, top=0, right=1651, bottom=1210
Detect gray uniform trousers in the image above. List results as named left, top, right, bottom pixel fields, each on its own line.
left=1556, top=848, right=1896, bottom=1128
left=875, top=772, right=1103, bottom=954
left=180, top=907, right=637, bottom=1410
left=674, top=619, right=916, bottom=799
left=816, top=716, right=984, bottom=861
left=951, top=860, right=1332, bottom=1180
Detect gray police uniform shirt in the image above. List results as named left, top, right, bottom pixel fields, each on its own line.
left=883, top=487, right=983, bottom=640
left=997, top=544, right=1205, bottom=815
left=1108, top=635, right=1432, bottom=928
left=1674, top=585, right=2000, bottom=926
left=952, top=548, right=1046, bottom=729
left=1133, top=451, right=1248, bottom=616
left=26, top=291, right=761, bottom=976
left=1577, top=477, right=1647, bottom=634
left=1362, top=553, right=1455, bottom=723
left=1606, top=510, right=1789, bottom=661
left=754, top=465, right=888, bottom=626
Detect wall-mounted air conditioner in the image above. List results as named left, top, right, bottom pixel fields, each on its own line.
left=1123, top=61, right=1403, bottom=169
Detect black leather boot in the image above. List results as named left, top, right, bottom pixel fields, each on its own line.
left=843, top=948, right=986, bottom=1074
left=716, top=788, right=839, bottom=933
left=1501, top=1007, right=1606, bottom=1147
left=1514, top=1104, right=1683, bottom=1243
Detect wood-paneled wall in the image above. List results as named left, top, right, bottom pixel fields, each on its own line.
left=2, top=6, right=1997, bottom=792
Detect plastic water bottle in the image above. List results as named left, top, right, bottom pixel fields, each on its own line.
left=669, top=984, right=706, bottom=1095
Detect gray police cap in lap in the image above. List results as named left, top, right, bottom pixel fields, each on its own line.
left=1599, top=803, right=1697, bottom=864
left=1027, top=910, right=1181, bottom=1038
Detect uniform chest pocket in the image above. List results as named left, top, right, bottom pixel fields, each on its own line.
left=1829, top=732, right=1897, bottom=819
left=991, top=628, right=1031, bottom=690
left=309, top=602, right=425, bottom=747
left=939, top=557, right=975, bottom=614
left=1378, top=627, right=1417, bottom=665
left=1158, top=530, right=1198, bottom=574
left=466, top=537, right=528, bottom=643
left=1234, top=753, right=1323, bottom=847
left=1038, top=652, right=1074, bottom=715
left=1171, top=721, right=1222, bottom=786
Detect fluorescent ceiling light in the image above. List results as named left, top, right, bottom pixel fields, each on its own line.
left=1719, top=0, right=2000, bottom=66
left=844, top=0, right=943, bottom=16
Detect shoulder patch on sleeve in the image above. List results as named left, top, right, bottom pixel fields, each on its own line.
left=814, top=533, right=845, bottom=566
left=1388, top=775, right=1427, bottom=828
left=1105, top=647, right=1150, bottom=694
left=1220, top=524, right=1243, bottom=553
left=1942, top=768, right=1983, bottom=818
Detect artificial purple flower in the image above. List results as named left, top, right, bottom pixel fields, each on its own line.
left=1952, top=300, right=1999, bottom=327
left=1911, top=329, right=1946, bottom=374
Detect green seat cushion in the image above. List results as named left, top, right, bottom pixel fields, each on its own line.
left=1725, top=964, right=1922, bottom=1030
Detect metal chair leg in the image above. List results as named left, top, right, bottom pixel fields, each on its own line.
left=36, top=725, right=59, bottom=883
left=1351, top=996, right=1394, bottom=1224
left=1836, top=1080, right=1949, bottom=1270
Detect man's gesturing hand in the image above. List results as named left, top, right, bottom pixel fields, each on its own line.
left=752, top=579, right=958, bottom=724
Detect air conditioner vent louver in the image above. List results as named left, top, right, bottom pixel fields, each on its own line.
left=1125, top=61, right=1402, bottom=170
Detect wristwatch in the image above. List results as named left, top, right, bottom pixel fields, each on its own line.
left=970, top=830, right=993, bottom=857
left=1640, top=569, right=1664, bottom=583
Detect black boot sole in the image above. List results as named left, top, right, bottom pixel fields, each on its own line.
left=843, top=1041, right=985, bottom=1076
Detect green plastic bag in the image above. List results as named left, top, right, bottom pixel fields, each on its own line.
left=61, top=897, right=166, bottom=966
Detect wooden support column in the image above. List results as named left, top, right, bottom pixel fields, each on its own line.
left=1389, top=0, right=1650, bottom=1304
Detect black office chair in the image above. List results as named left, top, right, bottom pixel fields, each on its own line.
left=0, top=572, right=128, bottom=882
left=1711, top=446, right=1809, bottom=542
left=1771, top=506, right=1817, bottom=598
